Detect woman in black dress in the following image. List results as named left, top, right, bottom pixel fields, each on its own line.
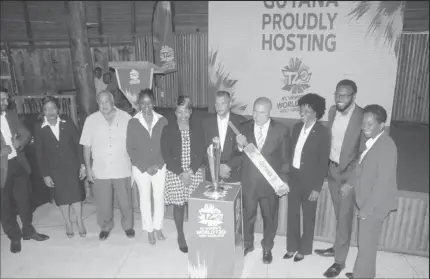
left=34, top=96, right=87, bottom=238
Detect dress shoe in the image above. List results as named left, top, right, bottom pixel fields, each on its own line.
left=244, top=246, right=254, bottom=256
left=148, top=231, right=156, bottom=245
left=10, top=240, right=21, bottom=253
left=155, top=230, right=165, bottom=240
left=283, top=252, right=295, bottom=259
left=293, top=253, right=304, bottom=262
left=179, top=245, right=188, bottom=253
left=125, top=229, right=135, bottom=238
left=315, top=247, right=335, bottom=257
left=262, top=250, right=273, bottom=264
left=99, top=231, right=110, bottom=241
left=345, top=272, right=353, bottom=279
left=323, top=263, right=344, bottom=278
left=23, top=232, right=49, bottom=241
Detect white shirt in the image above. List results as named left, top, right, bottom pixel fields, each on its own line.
left=254, top=119, right=271, bottom=150
left=41, top=117, right=63, bottom=141
left=94, top=77, right=107, bottom=94
left=135, top=110, right=163, bottom=137
left=359, top=131, right=384, bottom=164
left=0, top=113, right=17, bottom=159
left=80, top=109, right=132, bottom=179
left=330, top=103, right=356, bottom=163
left=217, top=113, right=230, bottom=151
left=292, top=121, right=316, bottom=169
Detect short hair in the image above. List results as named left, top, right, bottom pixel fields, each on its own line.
left=176, top=95, right=192, bottom=110
left=336, top=79, right=357, bottom=94
left=96, top=90, right=114, bottom=102
left=363, top=104, right=387, bottom=124
left=41, top=95, right=60, bottom=110
left=138, top=88, right=155, bottom=103
left=103, top=72, right=111, bottom=78
left=216, top=91, right=231, bottom=99
left=298, top=93, right=326, bottom=119
left=94, top=67, right=102, bottom=72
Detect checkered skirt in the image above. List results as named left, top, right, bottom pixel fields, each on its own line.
left=164, top=129, right=203, bottom=206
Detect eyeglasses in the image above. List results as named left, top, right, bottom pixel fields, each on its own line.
left=334, top=92, right=355, bottom=100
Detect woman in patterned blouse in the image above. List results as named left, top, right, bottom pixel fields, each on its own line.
left=161, top=96, right=205, bottom=253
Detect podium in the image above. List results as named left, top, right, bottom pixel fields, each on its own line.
left=188, top=182, right=244, bottom=278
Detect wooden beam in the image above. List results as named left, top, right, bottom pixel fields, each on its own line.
left=96, top=1, right=103, bottom=44
left=21, top=1, right=35, bottom=50
left=131, top=1, right=137, bottom=35
left=65, top=1, right=97, bottom=127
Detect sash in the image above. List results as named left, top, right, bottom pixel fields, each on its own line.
left=228, top=122, right=289, bottom=197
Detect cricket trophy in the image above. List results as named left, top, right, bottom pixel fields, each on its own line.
left=206, top=136, right=225, bottom=193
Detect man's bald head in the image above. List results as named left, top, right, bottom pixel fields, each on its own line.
left=253, top=97, right=272, bottom=126
left=254, top=97, right=272, bottom=111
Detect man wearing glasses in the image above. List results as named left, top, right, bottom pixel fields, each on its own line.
left=315, top=79, right=366, bottom=278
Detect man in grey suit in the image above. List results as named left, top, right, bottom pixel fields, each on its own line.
left=315, top=80, right=365, bottom=278
left=345, top=104, right=398, bottom=279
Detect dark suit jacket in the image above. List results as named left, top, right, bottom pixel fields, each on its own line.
left=238, top=119, right=289, bottom=198
left=34, top=115, right=83, bottom=177
left=160, top=117, right=205, bottom=176
left=350, top=131, right=398, bottom=219
left=327, top=105, right=365, bottom=181
left=1, top=110, right=32, bottom=175
left=1, top=132, right=8, bottom=187
left=290, top=121, right=331, bottom=192
left=202, top=112, right=247, bottom=182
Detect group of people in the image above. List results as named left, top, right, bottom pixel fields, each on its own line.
left=0, top=77, right=398, bottom=279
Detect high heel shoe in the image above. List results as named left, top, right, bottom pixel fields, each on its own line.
left=148, top=231, right=156, bottom=245
left=65, top=224, right=74, bottom=238
left=77, top=222, right=87, bottom=237
left=155, top=230, right=165, bottom=241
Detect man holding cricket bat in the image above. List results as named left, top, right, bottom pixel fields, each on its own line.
left=235, top=97, right=290, bottom=264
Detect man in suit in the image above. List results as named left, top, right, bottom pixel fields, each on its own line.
left=345, top=105, right=398, bottom=279
left=315, top=79, right=365, bottom=278
left=0, top=89, right=49, bottom=254
left=202, top=91, right=246, bottom=182
left=236, top=97, right=289, bottom=264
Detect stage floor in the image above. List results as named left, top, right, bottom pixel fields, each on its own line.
left=1, top=204, right=428, bottom=278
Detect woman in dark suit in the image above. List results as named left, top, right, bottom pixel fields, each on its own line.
left=161, top=96, right=205, bottom=253
left=283, top=93, right=331, bottom=262
left=34, top=96, right=87, bottom=238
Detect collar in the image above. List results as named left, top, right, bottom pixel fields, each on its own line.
left=217, top=112, right=230, bottom=123
left=365, top=130, right=384, bottom=148
left=41, top=116, right=65, bottom=128
left=254, top=119, right=271, bottom=130
left=134, top=110, right=163, bottom=124
left=303, top=120, right=317, bottom=134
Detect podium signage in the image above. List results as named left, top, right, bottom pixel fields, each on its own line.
left=188, top=182, right=243, bottom=278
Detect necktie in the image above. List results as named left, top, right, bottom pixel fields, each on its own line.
left=257, top=126, right=264, bottom=151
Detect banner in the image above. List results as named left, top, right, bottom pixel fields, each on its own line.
left=209, top=1, right=404, bottom=123
left=153, top=1, right=177, bottom=73
left=114, top=68, right=153, bottom=109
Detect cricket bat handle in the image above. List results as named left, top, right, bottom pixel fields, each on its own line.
left=228, top=121, right=249, bottom=146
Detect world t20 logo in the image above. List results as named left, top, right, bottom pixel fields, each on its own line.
left=281, top=58, right=312, bottom=94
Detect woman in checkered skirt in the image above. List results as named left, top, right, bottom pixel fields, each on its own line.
left=161, top=96, right=205, bottom=253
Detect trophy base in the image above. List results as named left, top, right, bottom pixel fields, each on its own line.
left=205, top=184, right=225, bottom=193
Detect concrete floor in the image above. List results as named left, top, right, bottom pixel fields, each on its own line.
left=1, top=203, right=428, bottom=278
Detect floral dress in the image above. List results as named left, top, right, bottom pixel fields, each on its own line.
left=164, top=129, right=204, bottom=206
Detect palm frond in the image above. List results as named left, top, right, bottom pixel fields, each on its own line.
left=208, top=49, right=246, bottom=112
left=349, top=1, right=404, bottom=58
